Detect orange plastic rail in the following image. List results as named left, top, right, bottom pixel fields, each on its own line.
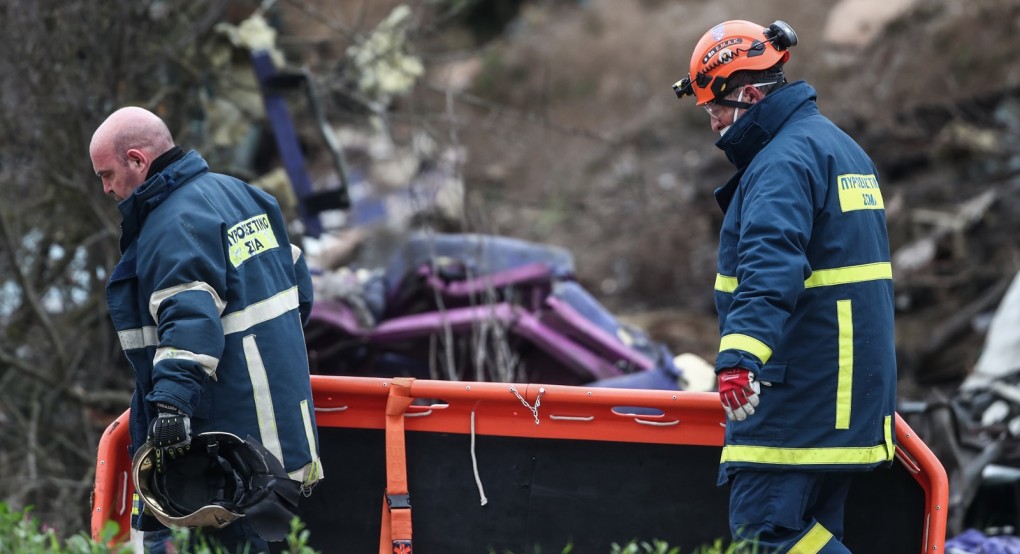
left=91, top=375, right=948, bottom=552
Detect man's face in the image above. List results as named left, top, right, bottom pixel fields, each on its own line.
left=701, top=84, right=768, bottom=135
left=703, top=102, right=738, bottom=134
left=91, top=147, right=146, bottom=202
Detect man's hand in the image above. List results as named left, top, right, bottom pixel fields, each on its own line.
left=149, top=403, right=191, bottom=473
left=717, top=368, right=760, bottom=422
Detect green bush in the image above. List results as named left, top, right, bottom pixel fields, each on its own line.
left=3, top=501, right=750, bottom=554
left=610, top=539, right=680, bottom=554
left=0, top=503, right=320, bottom=554
left=0, top=503, right=125, bottom=554
left=493, top=538, right=747, bottom=554
left=610, top=539, right=748, bottom=554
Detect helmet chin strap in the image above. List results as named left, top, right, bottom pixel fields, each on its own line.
left=717, top=89, right=746, bottom=138
left=734, top=89, right=746, bottom=121
left=728, top=89, right=748, bottom=122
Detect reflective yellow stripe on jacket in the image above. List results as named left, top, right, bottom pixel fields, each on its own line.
left=714, top=262, right=892, bottom=369
left=715, top=262, right=892, bottom=294
left=720, top=415, right=895, bottom=466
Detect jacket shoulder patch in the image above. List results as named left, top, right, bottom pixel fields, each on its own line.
left=226, top=214, right=280, bottom=268
left=836, top=174, right=884, bottom=212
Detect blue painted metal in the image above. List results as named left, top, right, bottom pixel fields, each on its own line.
left=251, top=49, right=323, bottom=237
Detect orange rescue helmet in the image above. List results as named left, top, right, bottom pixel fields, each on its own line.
left=673, top=20, right=798, bottom=106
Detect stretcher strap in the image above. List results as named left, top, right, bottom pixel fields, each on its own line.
left=380, top=378, right=415, bottom=554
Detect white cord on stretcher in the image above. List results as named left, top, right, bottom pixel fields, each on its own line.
left=469, top=387, right=547, bottom=507
left=470, top=408, right=488, bottom=506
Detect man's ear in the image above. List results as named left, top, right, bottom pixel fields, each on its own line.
left=744, top=85, right=766, bottom=104
left=126, top=148, right=149, bottom=170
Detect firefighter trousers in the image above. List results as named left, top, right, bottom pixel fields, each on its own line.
left=728, top=469, right=854, bottom=553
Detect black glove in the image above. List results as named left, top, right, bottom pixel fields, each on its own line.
left=149, top=402, right=191, bottom=473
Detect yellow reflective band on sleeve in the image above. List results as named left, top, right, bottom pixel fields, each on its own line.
left=836, top=173, right=884, bottom=212
left=715, top=274, right=738, bottom=293
left=720, top=441, right=893, bottom=466
left=804, top=262, right=892, bottom=289
left=719, top=333, right=772, bottom=364
left=789, top=522, right=834, bottom=554
left=226, top=214, right=280, bottom=268
left=153, top=347, right=220, bottom=379
left=835, top=300, right=853, bottom=430
left=149, top=281, right=226, bottom=324
left=132, top=493, right=141, bottom=516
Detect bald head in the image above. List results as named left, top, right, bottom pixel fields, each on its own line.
left=90, top=107, right=174, bottom=162
left=90, top=107, right=175, bottom=201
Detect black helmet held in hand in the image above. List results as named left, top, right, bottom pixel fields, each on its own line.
left=132, top=431, right=303, bottom=541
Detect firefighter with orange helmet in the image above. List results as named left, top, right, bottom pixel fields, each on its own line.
left=673, top=20, right=795, bottom=107
left=674, top=20, right=897, bottom=553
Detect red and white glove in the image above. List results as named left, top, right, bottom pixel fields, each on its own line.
left=718, top=368, right=760, bottom=422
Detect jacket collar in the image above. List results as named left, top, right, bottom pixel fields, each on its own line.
left=712, top=81, right=819, bottom=213
left=117, top=150, right=208, bottom=251
left=714, top=80, right=819, bottom=170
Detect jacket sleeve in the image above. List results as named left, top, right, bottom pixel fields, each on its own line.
left=137, top=207, right=228, bottom=416
left=715, top=157, right=815, bottom=374
left=292, top=243, right=314, bottom=326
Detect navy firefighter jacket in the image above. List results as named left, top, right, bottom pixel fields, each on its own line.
left=106, top=151, right=322, bottom=525
left=712, top=81, right=897, bottom=482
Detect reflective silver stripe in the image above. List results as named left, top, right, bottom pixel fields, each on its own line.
left=294, top=399, right=323, bottom=485
left=118, top=287, right=298, bottom=349
left=118, top=327, right=158, bottom=350
left=300, top=399, right=318, bottom=462
left=222, top=286, right=299, bottom=335
left=290, top=243, right=302, bottom=264
left=289, top=459, right=324, bottom=485
left=149, top=281, right=226, bottom=324
left=243, top=335, right=284, bottom=464
left=153, top=347, right=220, bottom=379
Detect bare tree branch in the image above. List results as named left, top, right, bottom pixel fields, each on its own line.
left=0, top=208, right=69, bottom=369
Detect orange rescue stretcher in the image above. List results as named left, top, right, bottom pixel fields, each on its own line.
left=92, top=375, right=948, bottom=553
